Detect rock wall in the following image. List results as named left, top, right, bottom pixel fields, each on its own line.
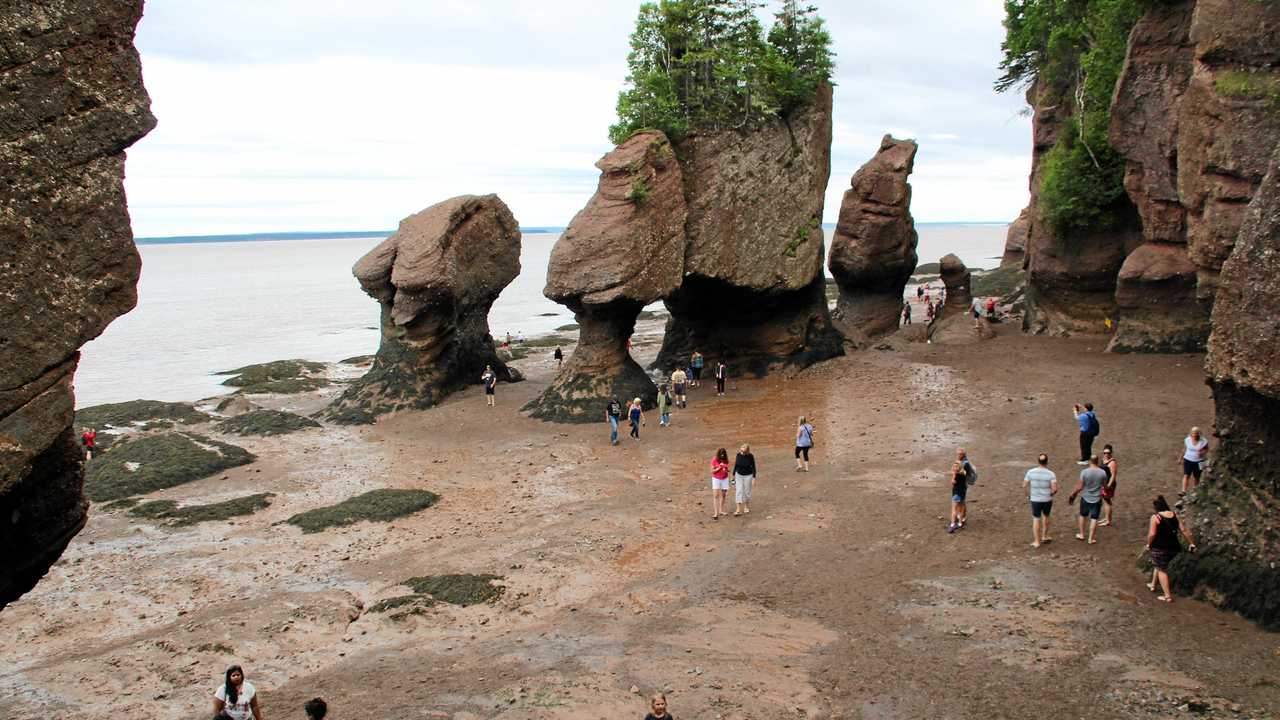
left=827, top=135, right=919, bottom=343
left=525, top=131, right=685, bottom=422
left=0, top=0, right=155, bottom=607
left=326, top=196, right=520, bottom=423
left=654, top=83, right=844, bottom=375
left=1001, top=207, right=1030, bottom=267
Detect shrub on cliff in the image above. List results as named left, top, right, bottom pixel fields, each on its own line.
left=609, top=0, right=834, bottom=144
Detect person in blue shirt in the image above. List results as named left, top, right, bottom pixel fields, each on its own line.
left=1073, top=402, right=1099, bottom=464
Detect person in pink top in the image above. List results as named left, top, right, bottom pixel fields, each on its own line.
left=710, top=448, right=731, bottom=520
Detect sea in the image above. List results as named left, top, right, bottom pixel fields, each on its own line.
left=75, top=223, right=1008, bottom=407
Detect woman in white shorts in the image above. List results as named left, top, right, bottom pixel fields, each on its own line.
left=710, top=447, right=730, bottom=519
left=733, top=443, right=756, bottom=516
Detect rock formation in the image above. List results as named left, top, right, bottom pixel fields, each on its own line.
left=1001, top=208, right=1030, bottom=267
left=327, top=195, right=520, bottom=422
left=827, top=135, right=919, bottom=343
left=939, top=254, right=971, bottom=314
left=0, top=0, right=155, bottom=607
left=525, top=131, right=686, bottom=421
left=654, top=83, right=844, bottom=375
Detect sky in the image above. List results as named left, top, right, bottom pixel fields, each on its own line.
left=125, top=0, right=1032, bottom=237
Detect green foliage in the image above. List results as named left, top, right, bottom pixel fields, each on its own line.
left=128, top=493, right=275, bottom=527
left=84, top=433, right=256, bottom=502
left=1038, top=119, right=1130, bottom=235
left=285, top=488, right=439, bottom=533
left=627, top=175, right=652, bottom=203
left=215, top=410, right=321, bottom=436
left=608, top=0, right=835, bottom=144
left=1215, top=70, right=1280, bottom=109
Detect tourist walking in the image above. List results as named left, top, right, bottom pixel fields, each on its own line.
left=656, top=385, right=671, bottom=427
left=605, top=397, right=622, bottom=446
left=628, top=397, right=645, bottom=440
left=733, top=443, right=756, bottom=516
left=645, top=693, right=673, bottom=720
left=212, top=665, right=263, bottom=720
left=714, top=360, right=727, bottom=396
left=1069, top=455, right=1107, bottom=544
left=1146, top=494, right=1197, bottom=603
left=794, top=416, right=815, bottom=472
left=80, top=427, right=96, bottom=461
left=671, top=366, right=688, bottom=408
left=1024, top=453, right=1058, bottom=547
left=553, top=346, right=563, bottom=368
left=901, top=301, right=912, bottom=326
left=985, top=296, right=996, bottom=320
left=947, top=447, right=976, bottom=533
left=481, top=365, right=497, bottom=407
left=690, top=350, right=704, bottom=387
left=710, top=447, right=731, bottom=519
left=304, top=698, right=327, bottom=720
left=1073, top=402, right=1100, bottom=464
left=1181, top=426, right=1209, bottom=495
left=1100, top=444, right=1119, bottom=527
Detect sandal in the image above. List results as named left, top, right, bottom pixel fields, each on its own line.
left=1156, top=595, right=1173, bottom=603
left=1146, top=582, right=1157, bottom=593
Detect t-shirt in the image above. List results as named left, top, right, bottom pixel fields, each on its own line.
left=1184, top=436, right=1208, bottom=462
left=1080, top=466, right=1107, bottom=503
left=645, top=714, right=674, bottom=720
left=1024, top=467, right=1056, bottom=503
left=971, top=298, right=984, bottom=315
left=734, top=452, right=756, bottom=476
left=671, top=370, right=687, bottom=385
left=214, top=681, right=256, bottom=720
left=711, top=458, right=729, bottom=479
left=1076, top=412, right=1091, bottom=433
left=483, top=372, right=496, bottom=389
left=715, top=364, right=726, bottom=379
left=606, top=401, right=621, bottom=419
left=796, top=423, right=814, bottom=448
left=691, top=355, right=703, bottom=368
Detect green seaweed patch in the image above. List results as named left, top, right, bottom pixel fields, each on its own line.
left=216, top=410, right=321, bottom=436
left=521, top=334, right=573, bottom=349
left=402, top=574, right=505, bottom=606
left=217, top=359, right=329, bottom=392
left=285, top=488, right=439, bottom=533
left=101, top=497, right=140, bottom=511
left=325, top=406, right=377, bottom=426
left=367, top=594, right=435, bottom=615
left=499, top=346, right=530, bottom=361
left=128, top=493, right=275, bottom=527
left=339, top=354, right=375, bottom=365
left=234, top=377, right=331, bottom=395
left=76, top=400, right=210, bottom=431
left=555, top=323, right=580, bottom=332
left=912, top=262, right=941, bottom=274
left=84, top=433, right=257, bottom=502
left=972, top=264, right=1025, bottom=299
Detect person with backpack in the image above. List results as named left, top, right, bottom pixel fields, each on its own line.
left=1073, top=402, right=1100, bottom=464
left=1145, top=494, right=1197, bottom=603
left=604, top=397, right=622, bottom=446
left=80, top=427, right=97, bottom=461
left=948, top=447, right=977, bottom=533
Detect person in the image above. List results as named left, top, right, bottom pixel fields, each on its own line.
left=645, top=693, right=673, bottom=720
left=714, top=360, right=727, bottom=396
left=917, top=285, right=924, bottom=299
left=481, top=365, right=497, bottom=407
left=605, top=397, right=622, bottom=446
left=794, top=416, right=815, bottom=472
left=690, top=350, right=704, bottom=388
left=1181, top=426, right=1209, bottom=495
left=1023, top=453, right=1058, bottom=547
left=505, top=331, right=512, bottom=346
left=985, top=296, right=996, bottom=320
left=1068, top=455, right=1107, bottom=544
left=80, top=427, right=97, bottom=461
left=553, top=346, right=563, bottom=368
left=1099, top=444, right=1119, bottom=527
left=656, top=385, right=671, bottom=427
left=670, top=367, right=688, bottom=409
left=516, top=330, right=525, bottom=343
left=212, top=665, right=262, bottom=720
left=947, top=447, right=975, bottom=533
left=733, top=443, right=756, bottom=516
left=628, top=397, right=644, bottom=440
left=1073, top=402, right=1099, bottom=464
left=1146, top=494, right=1197, bottom=603
left=304, top=698, right=327, bottom=720
left=925, top=301, right=935, bottom=322
left=901, top=301, right=912, bottom=326
left=710, top=447, right=730, bottom=519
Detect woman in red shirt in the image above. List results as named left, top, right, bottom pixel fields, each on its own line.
left=710, top=448, right=730, bottom=520
left=80, top=428, right=97, bottom=460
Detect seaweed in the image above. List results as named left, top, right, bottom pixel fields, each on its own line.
left=402, top=574, right=505, bottom=606
left=84, top=433, right=256, bottom=502
left=215, top=410, right=320, bottom=436
left=285, top=489, right=439, bottom=533
left=217, top=359, right=329, bottom=394
left=76, top=400, right=210, bottom=430
left=128, top=493, right=275, bottom=526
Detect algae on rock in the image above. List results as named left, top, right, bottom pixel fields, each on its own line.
left=216, top=410, right=320, bottom=436
left=84, top=433, right=256, bottom=502
left=285, top=488, right=439, bottom=533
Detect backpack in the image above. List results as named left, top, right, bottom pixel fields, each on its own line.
left=964, top=461, right=978, bottom=486
left=1086, top=411, right=1100, bottom=436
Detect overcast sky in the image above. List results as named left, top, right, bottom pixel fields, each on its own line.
left=125, top=0, right=1032, bottom=237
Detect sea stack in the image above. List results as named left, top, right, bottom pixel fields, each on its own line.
left=327, top=195, right=521, bottom=422
left=525, top=131, right=686, bottom=422
left=940, top=254, right=972, bottom=313
left=0, top=0, right=155, bottom=607
left=827, top=135, right=920, bottom=343
left=654, top=83, right=844, bottom=375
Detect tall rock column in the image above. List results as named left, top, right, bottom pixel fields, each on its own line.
left=326, top=195, right=521, bottom=422
left=827, top=135, right=919, bottom=343
left=654, top=83, right=844, bottom=375
left=0, top=0, right=156, bottom=607
left=525, top=131, right=686, bottom=422
left=939, top=254, right=972, bottom=315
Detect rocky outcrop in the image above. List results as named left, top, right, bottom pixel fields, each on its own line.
left=525, top=132, right=686, bottom=422
left=1180, top=149, right=1280, bottom=629
left=0, top=0, right=155, bottom=608
left=1001, top=207, right=1030, bottom=267
left=654, top=83, right=843, bottom=375
left=1108, top=243, right=1205, bottom=353
left=827, top=135, right=919, bottom=342
left=939, top=254, right=971, bottom=314
left=327, top=196, right=520, bottom=421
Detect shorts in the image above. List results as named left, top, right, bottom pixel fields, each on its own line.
left=734, top=473, right=754, bottom=503
left=484, top=386, right=495, bottom=395
left=711, top=477, right=729, bottom=491
left=951, top=484, right=967, bottom=503
left=674, top=383, right=685, bottom=395
left=1150, top=547, right=1178, bottom=571
left=1079, top=499, right=1102, bottom=519
left=1182, top=458, right=1203, bottom=479
left=1101, top=482, right=1115, bottom=501
left=1030, top=500, right=1053, bottom=518
left=795, top=446, right=810, bottom=461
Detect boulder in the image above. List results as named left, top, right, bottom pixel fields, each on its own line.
left=828, top=135, right=919, bottom=342
left=525, top=131, right=686, bottom=422
left=1001, top=207, right=1031, bottom=267
left=654, top=83, right=843, bottom=375
left=326, top=195, right=520, bottom=419
left=0, top=0, right=155, bottom=607
left=939, top=254, right=972, bottom=314
left=1107, top=242, right=1208, bottom=353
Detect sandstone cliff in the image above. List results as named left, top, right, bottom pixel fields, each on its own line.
left=326, top=196, right=521, bottom=422
left=1001, top=207, right=1030, bottom=267
left=0, top=0, right=155, bottom=607
left=827, top=135, right=919, bottom=343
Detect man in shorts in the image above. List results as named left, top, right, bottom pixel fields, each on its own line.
left=1069, top=455, right=1107, bottom=544
left=1023, top=453, right=1058, bottom=548
left=670, top=367, right=688, bottom=409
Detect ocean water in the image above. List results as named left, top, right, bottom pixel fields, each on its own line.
left=75, top=224, right=1008, bottom=407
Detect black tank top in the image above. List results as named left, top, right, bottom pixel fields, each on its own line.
left=1151, top=513, right=1181, bottom=552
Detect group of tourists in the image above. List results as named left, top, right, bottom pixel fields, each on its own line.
left=903, top=283, right=947, bottom=326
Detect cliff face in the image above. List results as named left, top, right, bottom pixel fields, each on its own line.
left=0, top=0, right=155, bottom=607
left=654, top=83, right=843, bottom=375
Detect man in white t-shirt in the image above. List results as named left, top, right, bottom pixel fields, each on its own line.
left=1023, top=453, right=1059, bottom=548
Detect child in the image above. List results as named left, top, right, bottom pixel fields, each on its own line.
left=645, top=693, right=673, bottom=720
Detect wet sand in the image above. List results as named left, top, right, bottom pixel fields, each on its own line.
left=3, top=320, right=1277, bottom=719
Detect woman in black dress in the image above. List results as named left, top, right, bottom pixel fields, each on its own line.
left=1145, top=494, right=1197, bottom=602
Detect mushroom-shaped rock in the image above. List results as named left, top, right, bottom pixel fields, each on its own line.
left=525, top=131, right=686, bottom=422
left=1107, top=243, right=1208, bottom=353
left=827, top=135, right=920, bottom=341
left=940, top=254, right=972, bottom=313
left=326, top=195, right=521, bottom=420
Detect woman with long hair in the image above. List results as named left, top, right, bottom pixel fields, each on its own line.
left=212, top=665, right=263, bottom=720
left=710, top=447, right=730, bottom=520
left=1145, top=495, right=1197, bottom=603
left=794, top=416, right=814, bottom=472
